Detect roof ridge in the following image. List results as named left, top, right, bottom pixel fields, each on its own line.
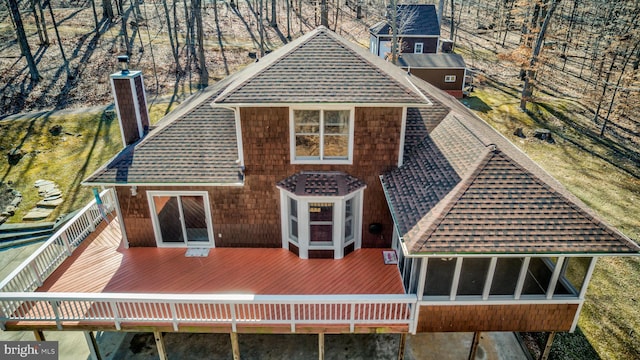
left=212, top=28, right=325, bottom=104
left=407, top=145, right=496, bottom=253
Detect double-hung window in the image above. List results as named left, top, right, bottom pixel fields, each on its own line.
left=291, top=108, right=353, bottom=164
left=414, top=42, right=424, bottom=54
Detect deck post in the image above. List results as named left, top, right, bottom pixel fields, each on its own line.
left=540, top=332, right=556, bottom=360
left=33, top=330, right=45, bottom=341
left=84, top=331, right=102, bottom=360
left=318, top=333, right=325, bottom=360
left=467, top=332, right=480, bottom=360
left=230, top=332, right=240, bottom=360
left=153, top=331, right=168, bottom=360
left=397, top=333, right=406, bottom=360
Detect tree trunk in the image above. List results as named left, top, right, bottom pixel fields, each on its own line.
left=8, top=0, right=41, bottom=80
left=102, top=0, right=114, bottom=19
left=162, top=0, right=181, bottom=73
left=390, top=0, right=398, bottom=64
left=449, top=0, right=455, bottom=50
left=270, top=0, right=277, bottom=27
left=520, top=0, right=560, bottom=110
left=30, top=0, right=46, bottom=44
left=90, top=0, right=99, bottom=34
left=46, top=0, right=72, bottom=78
left=320, top=0, right=328, bottom=27
left=193, top=0, right=208, bottom=88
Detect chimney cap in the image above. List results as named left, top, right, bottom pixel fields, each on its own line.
left=117, top=55, right=130, bottom=74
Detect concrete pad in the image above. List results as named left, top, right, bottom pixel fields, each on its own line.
left=406, top=332, right=527, bottom=360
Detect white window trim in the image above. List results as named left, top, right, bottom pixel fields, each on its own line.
left=414, top=42, right=424, bottom=54
left=289, top=107, right=355, bottom=165
left=279, top=189, right=364, bottom=259
left=147, top=190, right=215, bottom=248
left=444, top=75, right=457, bottom=83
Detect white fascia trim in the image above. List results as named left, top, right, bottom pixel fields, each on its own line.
left=129, top=76, right=145, bottom=139
left=234, top=107, right=245, bottom=167
left=398, top=107, right=407, bottom=167
left=418, top=299, right=583, bottom=306
left=212, top=102, right=431, bottom=108
left=82, top=181, right=245, bottom=187
left=401, top=252, right=633, bottom=258
left=379, top=35, right=440, bottom=39
left=402, top=66, right=467, bottom=70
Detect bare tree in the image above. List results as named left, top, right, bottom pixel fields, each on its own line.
left=7, top=0, right=41, bottom=81
left=520, top=0, right=561, bottom=110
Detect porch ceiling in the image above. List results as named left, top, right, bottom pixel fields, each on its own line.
left=37, top=221, right=405, bottom=296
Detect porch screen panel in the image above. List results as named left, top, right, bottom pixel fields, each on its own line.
left=560, top=257, right=591, bottom=296
left=489, top=258, right=522, bottom=295
left=181, top=196, right=208, bottom=242
left=457, top=258, right=490, bottom=296
left=154, top=196, right=184, bottom=243
left=424, top=258, right=456, bottom=296
left=522, top=257, right=554, bottom=295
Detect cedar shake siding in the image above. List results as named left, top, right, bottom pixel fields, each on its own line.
left=417, top=304, right=579, bottom=332
left=120, top=106, right=403, bottom=249
left=113, top=78, right=141, bottom=145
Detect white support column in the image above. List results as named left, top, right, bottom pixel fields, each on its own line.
left=154, top=331, right=167, bottom=360
left=334, top=200, right=344, bottom=259
left=111, top=187, right=129, bottom=248
left=84, top=331, right=102, bottom=360
left=279, top=190, right=290, bottom=250
left=417, top=258, right=428, bottom=301
left=515, top=257, right=531, bottom=300
left=546, top=257, right=565, bottom=299
left=299, top=200, right=309, bottom=259
left=482, top=257, right=498, bottom=300
left=579, top=257, right=599, bottom=299
left=450, top=258, right=463, bottom=301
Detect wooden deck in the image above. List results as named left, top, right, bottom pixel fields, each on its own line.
left=38, top=219, right=405, bottom=296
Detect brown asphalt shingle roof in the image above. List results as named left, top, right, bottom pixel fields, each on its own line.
left=83, top=80, right=242, bottom=185
left=382, top=82, right=640, bottom=254
left=213, top=27, right=431, bottom=105
left=277, top=172, right=366, bottom=196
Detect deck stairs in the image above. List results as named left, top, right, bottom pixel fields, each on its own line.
left=0, top=212, right=78, bottom=250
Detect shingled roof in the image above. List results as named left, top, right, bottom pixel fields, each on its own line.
left=211, top=27, right=432, bottom=105
left=381, top=86, right=640, bottom=255
left=370, top=4, right=441, bottom=37
left=83, top=79, right=243, bottom=185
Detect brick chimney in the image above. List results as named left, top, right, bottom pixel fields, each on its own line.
left=110, top=55, right=150, bottom=146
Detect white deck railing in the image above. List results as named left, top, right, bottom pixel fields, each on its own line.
left=0, top=188, right=116, bottom=295
left=0, top=188, right=416, bottom=332
left=0, top=292, right=416, bottom=332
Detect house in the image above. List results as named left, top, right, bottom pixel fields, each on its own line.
left=1, top=27, right=638, bottom=360
left=398, top=53, right=467, bottom=98
left=369, top=4, right=440, bottom=59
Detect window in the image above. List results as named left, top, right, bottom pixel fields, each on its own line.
left=292, top=109, right=352, bottom=163
left=280, top=191, right=363, bottom=259
left=289, top=197, right=298, bottom=242
left=444, top=75, right=457, bottom=83
left=414, top=42, right=424, bottom=54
